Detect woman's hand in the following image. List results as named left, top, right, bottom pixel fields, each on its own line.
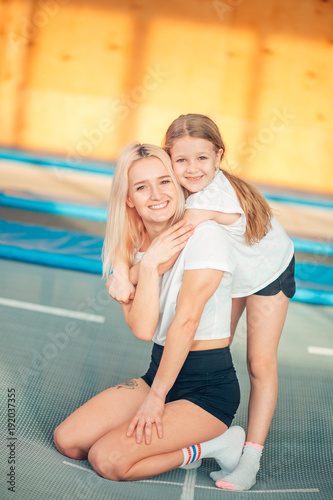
left=126, top=389, right=165, bottom=445
left=143, top=220, right=193, bottom=269
left=106, top=274, right=135, bottom=305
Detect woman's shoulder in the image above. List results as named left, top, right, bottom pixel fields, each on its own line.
left=188, top=221, right=233, bottom=247
left=183, top=221, right=235, bottom=273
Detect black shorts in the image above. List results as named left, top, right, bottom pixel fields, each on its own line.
left=141, top=343, right=240, bottom=427
left=254, top=255, right=296, bottom=298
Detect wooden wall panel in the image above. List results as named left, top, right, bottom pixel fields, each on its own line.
left=0, top=0, right=34, bottom=143
left=0, top=0, right=332, bottom=193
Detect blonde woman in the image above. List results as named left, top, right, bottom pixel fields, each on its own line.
left=54, top=143, right=245, bottom=482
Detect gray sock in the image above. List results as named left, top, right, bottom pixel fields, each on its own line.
left=215, top=442, right=263, bottom=491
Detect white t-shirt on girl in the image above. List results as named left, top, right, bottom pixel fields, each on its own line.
left=186, top=169, right=246, bottom=237
left=135, top=221, right=235, bottom=346
left=185, top=170, right=294, bottom=298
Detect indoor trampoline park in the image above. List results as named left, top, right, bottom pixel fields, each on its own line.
left=1, top=1, right=333, bottom=500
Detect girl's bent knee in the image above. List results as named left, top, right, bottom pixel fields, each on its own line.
left=247, top=358, right=277, bottom=381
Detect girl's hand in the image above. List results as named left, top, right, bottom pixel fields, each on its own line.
left=126, top=390, right=165, bottom=445
left=106, top=274, right=135, bottom=304
left=143, top=220, right=193, bottom=269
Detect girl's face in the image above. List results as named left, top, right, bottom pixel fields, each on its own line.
left=170, top=136, right=222, bottom=193
left=127, top=157, right=178, bottom=229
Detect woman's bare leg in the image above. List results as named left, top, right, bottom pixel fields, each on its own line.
left=54, top=378, right=150, bottom=459
left=88, top=400, right=228, bottom=481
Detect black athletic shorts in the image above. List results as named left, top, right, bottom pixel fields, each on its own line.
left=254, top=255, right=296, bottom=298
left=141, top=343, right=240, bottom=427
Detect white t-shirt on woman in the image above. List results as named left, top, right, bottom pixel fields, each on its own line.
left=135, top=221, right=235, bottom=346
left=185, top=170, right=294, bottom=297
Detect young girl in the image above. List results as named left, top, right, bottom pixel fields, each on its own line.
left=108, top=115, right=295, bottom=491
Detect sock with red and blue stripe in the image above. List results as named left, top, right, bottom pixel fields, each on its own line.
left=180, top=426, right=245, bottom=471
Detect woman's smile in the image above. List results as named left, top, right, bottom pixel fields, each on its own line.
left=149, top=201, right=169, bottom=210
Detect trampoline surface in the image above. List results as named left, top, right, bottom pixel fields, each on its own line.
left=0, top=258, right=332, bottom=500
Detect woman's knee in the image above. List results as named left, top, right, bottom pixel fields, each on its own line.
left=88, top=442, right=129, bottom=481
left=53, top=423, right=87, bottom=460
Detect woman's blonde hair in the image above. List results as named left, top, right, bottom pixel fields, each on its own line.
left=102, top=142, right=185, bottom=278
left=163, top=113, right=272, bottom=245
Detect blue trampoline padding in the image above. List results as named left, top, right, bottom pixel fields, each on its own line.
left=291, top=236, right=333, bottom=256
left=291, top=288, right=333, bottom=307
left=2, top=147, right=333, bottom=209
left=295, top=262, right=333, bottom=291
left=0, top=191, right=108, bottom=222
left=0, top=219, right=103, bottom=274
left=1, top=190, right=333, bottom=256
left=261, top=191, right=333, bottom=210
left=0, top=147, right=115, bottom=175
left=1, top=219, right=333, bottom=305
left=293, top=262, right=333, bottom=306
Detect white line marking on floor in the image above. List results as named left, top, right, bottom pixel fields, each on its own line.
left=0, top=298, right=105, bottom=323
left=63, top=461, right=95, bottom=473
left=241, top=489, right=320, bottom=494
left=194, top=485, right=320, bottom=493
left=62, top=462, right=319, bottom=494
left=308, top=345, right=333, bottom=356
left=63, top=461, right=185, bottom=484
left=180, top=469, right=197, bottom=500
left=139, top=479, right=184, bottom=486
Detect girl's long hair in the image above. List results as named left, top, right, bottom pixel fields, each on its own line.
left=163, top=113, right=272, bottom=245
left=102, top=143, right=185, bottom=278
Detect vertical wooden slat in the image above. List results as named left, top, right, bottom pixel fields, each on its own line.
left=0, top=0, right=35, bottom=145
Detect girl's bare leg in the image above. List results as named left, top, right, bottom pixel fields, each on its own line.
left=246, top=291, right=289, bottom=444
left=230, top=293, right=289, bottom=443
left=230, top=297, right=246, bottom=342
left=214, top=291, right=289, bottom=491
left=54, top=378, right=150, bottom=459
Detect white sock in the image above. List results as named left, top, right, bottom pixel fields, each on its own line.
left=215, top=442, right=263, bottom=491
left=180, top=426, right=245, bottom=471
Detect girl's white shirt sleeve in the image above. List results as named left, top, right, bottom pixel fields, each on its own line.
left=185, top=170, right=246, bottom=236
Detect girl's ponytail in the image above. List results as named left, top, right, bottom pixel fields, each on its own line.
left=221, top=169, right=272, bottom=244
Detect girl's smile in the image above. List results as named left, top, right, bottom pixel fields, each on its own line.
left=170, top=136, right=222, bottom=193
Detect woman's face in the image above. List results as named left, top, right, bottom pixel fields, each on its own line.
left=127, top=157, right=178, bottom=228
